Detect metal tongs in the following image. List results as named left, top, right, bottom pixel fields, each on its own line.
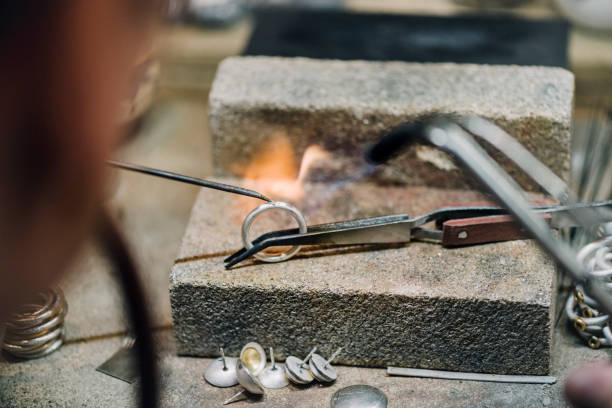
left=229, top=115, right=612, bottom=318
left=225, top=201, right=612, bottom=268
left=368, top=115, right=612, bottom=315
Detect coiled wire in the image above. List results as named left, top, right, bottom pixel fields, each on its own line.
left=2, top=288, right=67, bottom=359
left=566, top=236, right=612, bottom=349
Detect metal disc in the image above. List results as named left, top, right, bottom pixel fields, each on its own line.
left=284, top=364, right=308, bottom=385
left=285, top=356, right=314, bottom=384
left=236, top=360, right=265, bottom=395
left=240, top=342, right=267, bottom=376
left=309, top=361, right=329, bottom=383
left=310, top=354, right=337, bottom=382
left=331, top=385, right=387, bottom=408
left=259, top=364, right=289, bottom=389
left=205, top=357, right=238, bottom=387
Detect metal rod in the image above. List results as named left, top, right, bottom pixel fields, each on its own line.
left=426, top=121, right=612, bottom=315
left=459, top=116, right=599, bottom=229
left=387, top=367, right=557, bottom=384
left=326, top=347, right=343, bottom=366
left=223, top=390, right=246, bottom=405
left=220, top=347, right=227, bottom=370
left=300, top=347, right=317, bottom=368
left=108, top=160, right=271, bottom=202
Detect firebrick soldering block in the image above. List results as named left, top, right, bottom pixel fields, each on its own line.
left=170, top=182, right=556, bottom=375
left=208, top=56, right=573, bottom=190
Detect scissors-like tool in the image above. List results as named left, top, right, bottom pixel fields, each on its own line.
left=224, top=200, right=612, bottom=268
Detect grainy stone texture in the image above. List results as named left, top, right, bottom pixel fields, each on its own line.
left=0, top=336, right=137, bottom=407
left=170, top=181, right=556, bottom=375
left=1, top=88, right=601, bottom=406
left=6, top=327, right=594, bottom=408
left=209, top=56, right=574, bottom=190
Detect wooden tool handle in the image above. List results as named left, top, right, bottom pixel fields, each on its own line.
left=441, top=214, right=551, bottom=247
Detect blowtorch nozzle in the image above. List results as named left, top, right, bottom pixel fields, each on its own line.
left=365, top=121, right=427, bottom=165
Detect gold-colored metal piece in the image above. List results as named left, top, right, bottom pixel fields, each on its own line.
left=574, top=289, right=584, bottom=304
left=574, top=317, right=587, bottom=331
left=239, top=342, right=266, bottom=376
left=588, top=336, right=601, bottom=349
left=242, top=348, right=261, bottom=373
left=580, top=305, right=595, bottom=318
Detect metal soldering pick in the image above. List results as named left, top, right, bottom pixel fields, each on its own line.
left=108, top=160, right=272, bottom=202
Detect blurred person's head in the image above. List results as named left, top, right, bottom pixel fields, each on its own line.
left=0, top=1, right=161, bottom=322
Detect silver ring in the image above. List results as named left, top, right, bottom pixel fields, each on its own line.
left=241, top=202, right=307, bottom=263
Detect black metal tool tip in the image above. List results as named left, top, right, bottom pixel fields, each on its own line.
left=365, top=120, right=428, bottom=166
left=108, top=160, right=271, bottom=202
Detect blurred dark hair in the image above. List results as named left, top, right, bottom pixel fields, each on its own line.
left=0, top=3, right=39, bottom=36
left=0, top=1, right=167, bottom=37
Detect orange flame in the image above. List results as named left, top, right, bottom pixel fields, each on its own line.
left=243, top=132, right=330, bottom=203
left=233, top=132, right=330, bottom=223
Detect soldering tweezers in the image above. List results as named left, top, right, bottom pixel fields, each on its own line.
left=224, top=200, right=612, bottom=268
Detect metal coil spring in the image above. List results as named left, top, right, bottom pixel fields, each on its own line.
left=566, top=236, right=612, bottom=349
left=2, top=288, right=67, bottom=359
